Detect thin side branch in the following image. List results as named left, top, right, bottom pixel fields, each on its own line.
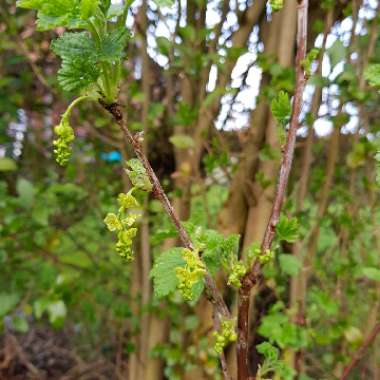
left=340, top=323, right=380, bottom=380
left=100, top=99, right=232, bottom=367
left=237, top=1, right=310, bottom=379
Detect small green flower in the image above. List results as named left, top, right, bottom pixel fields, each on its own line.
left=115, top=228, right=138, bottom=261
left=214, top=318, right=237, bottom=354
left=259, top=249, right=274, bottom=265
left=121, top=213, right=141, bottom=228
left=104, top=213, right=122, bottom=232
left=248, top=243, right=274, bottom=265
left=175, top=249, right=206, bottom=301
left=228, top=261, right=247, bottom=289
left=116, top=240, right=133, bottom=261
left=53, top=117, right=75, bottom=166
left=118, top=192, right=139, bottom=210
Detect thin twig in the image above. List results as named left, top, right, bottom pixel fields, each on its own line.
left=100, top=100, right=232, bottom=376
left=213, top=311, right=233, bottom=380
left=340, top=323, right=380, bottom=380
left=236, top=1, right=310, bottom=379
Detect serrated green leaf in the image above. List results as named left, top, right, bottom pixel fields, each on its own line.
left=362, top=267, right=380, bottom=281
left=98, top=28, right=128, bottom=62
left=51, top=32, right=95, bottom=59
left=276, top=215, right=299, bottom=243
left=271, top=91, right=291, bottom=126
left=150, top=248, right=185, bottom=298
left=52, top=32, right=101, bottom=92
left=279, top=254, right=302, bottom=276
left=57, top=57, right=101, bottom=92
left=17, top=0, right=84, bottom=31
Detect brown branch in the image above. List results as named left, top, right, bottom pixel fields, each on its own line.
left=100, top=99, right=232, bottom=375
left=340, top=323, right=380, bottom=380
left=236, top=1, right=310, bottom=379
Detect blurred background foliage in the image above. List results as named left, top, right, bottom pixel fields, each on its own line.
left=1, top=0, right=380, bottom=379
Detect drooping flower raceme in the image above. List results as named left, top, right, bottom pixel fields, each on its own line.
left=176, top=249, right=206, bottom=301
left=53, top=117, right=75, bottom=166
left=214, top=318, right=238, bottom=354
left=227, top=261, right=247, bottom=289
left=104, top=189, right=141, bottom=261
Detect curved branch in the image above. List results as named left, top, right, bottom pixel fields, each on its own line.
left=340, top=323, right=380, bottom=380
left=100, top=99, right=232, bottom=372
left=237, top=1, right=310, bottom=379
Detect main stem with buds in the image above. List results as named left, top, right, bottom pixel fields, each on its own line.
left=236, top=1, right=309, bottom=379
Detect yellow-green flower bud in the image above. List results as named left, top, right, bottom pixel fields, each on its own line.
left=118, top=192, right=139, bottom=210
left=175, top=249, right=206, bottom=301
left=228, top=261, right=247, bottom=288
left=269, top=0, right=283, bottom=12
left=53, top=118, right=74, bottom=166
left=104, top=213, right=122, bottom=232
left=213, top=318, right=237, bottom=354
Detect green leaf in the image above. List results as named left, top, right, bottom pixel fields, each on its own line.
left=126, top=159, right=153, bottom=192
left=271, top=91, right=291, bottom=126
left=0, top=293, right=20, bottom=317
left=279, top=254, right=302, bottom=276
left=150, top=248, right=185, bottom=298
left=52, top=32, right=100, bottom=92
left=276, top=215, right=299, bottom=243
left=80, top=0, right=99, bottom=19
left=17, top=0, right=85, bottom=31
left=257, top=341, right=279, bottom=362
left=51, top=31, right=95, bottom=59
left=327, top=40, right=346, bottom=68
left=57, top=58, right=101, bottom=92
left=99, top=28, right=128, bottom=62
left=169, top=134, right=195, bottom=149
left=0, top=157, right=17, bottom=172
left=362, top=267, right=380, bottom=282
left=364, top=64, right=380, bottom=88
left=12, top=315, right=29, bottom=333
left=17, top=178, right=36, bottom=207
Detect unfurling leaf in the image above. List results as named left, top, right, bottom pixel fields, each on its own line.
left=271, top=91, right=291, bottom=126
left=126, top=159, right=153, bottom=192
left=276, top=215, right=299, bottom=243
